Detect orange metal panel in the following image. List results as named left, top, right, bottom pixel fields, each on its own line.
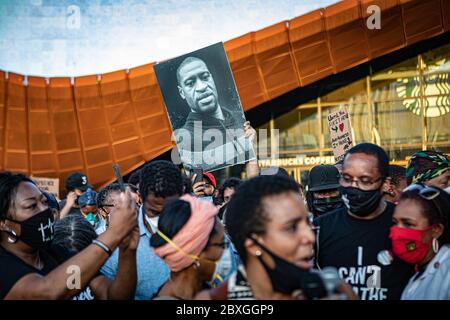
left=325, top=1, right=370, bottom=72
left=289, top=9, right=334, bottom=86
left=225, top=33, right=267, bottom=111
left=74, top=76, right=110, bottom=170
left=401, top=0, right=444, bottom=45
left=26, top=77, right=58, bottom=172
left=253, top=22, right=300, bottom=100
left=48, top=77, right=85, bottom=177
left=224, top=33, right=254, bottom=63
left=443, top=0, right=450, bottom=32
left=4, top=73, right=28, bottom=173
left=361, top=1, right=406, bottom=59
left=27, top=77, right=58, bottom=174
left=100, top=70, right=147, bottom=170
left=324, top=0, right=362, bottom=29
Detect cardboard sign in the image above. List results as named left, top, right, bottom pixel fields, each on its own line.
left=327, top=108, right=354, bottom=163
left=32, top=176, right=60, bottom=199
left=154, top=42, right=256, bottom=173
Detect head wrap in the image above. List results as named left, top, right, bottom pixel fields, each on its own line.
left=406, top=151, right=450, bottom=184
left=153, top=194, right=218, bottom=272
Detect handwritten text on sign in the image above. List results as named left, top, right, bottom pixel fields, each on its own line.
left=327, top=109, right=354, bottom=163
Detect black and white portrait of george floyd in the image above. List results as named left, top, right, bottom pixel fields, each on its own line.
left=154, top=42, right=256, bottom=172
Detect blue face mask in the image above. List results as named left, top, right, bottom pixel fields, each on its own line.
left=200, top=196, right=213, bottom=203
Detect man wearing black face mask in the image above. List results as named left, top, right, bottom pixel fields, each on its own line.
left=313, top=143, right=414, bottom=300
left=306, top=165, right=343, bottom=217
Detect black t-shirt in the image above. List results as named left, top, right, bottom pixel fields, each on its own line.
left=0, top=245, right=95, bottom=300
left=313, top=202, right=415, bottom=300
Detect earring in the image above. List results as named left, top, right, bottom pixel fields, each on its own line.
left=7, top=230, right=18, bottom=244
left=255, top=250, right=262, bottom=257
left=193, top=260, right=201, bottom=269
left=432, top=238, right=439, bottom=253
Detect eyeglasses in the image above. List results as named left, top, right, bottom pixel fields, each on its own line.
left=403, top=183, right=441, bottom=200
left=339, top=174, right=384, bottom=190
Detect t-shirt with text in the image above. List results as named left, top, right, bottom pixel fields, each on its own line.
left=313, top=202, right=414, bottom=300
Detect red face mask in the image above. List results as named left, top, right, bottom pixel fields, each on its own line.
left=389, top=226, right=434, bottom=265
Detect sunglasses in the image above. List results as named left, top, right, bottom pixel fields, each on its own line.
left=403, top=183, right=447, bottom=222
left=403, top=183, right=441, bottom=200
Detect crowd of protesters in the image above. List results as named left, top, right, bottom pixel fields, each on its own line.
left=0, top=139, right=449, bottom=300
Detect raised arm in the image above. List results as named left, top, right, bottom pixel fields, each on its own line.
left=244, top=121, right=260, bottom=179
left=5, top=189, right=137, bottom=300
left=59, top=192, right=78, bottom=219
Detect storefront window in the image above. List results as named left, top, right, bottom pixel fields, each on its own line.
left=422, top=44, right=450, bottom=146
left=257, top=43, right=449, bottom=175
left=274, top=107, right=319, bottom=151
left=370, top=56, right=420, bottom=102
left=371, top=76, right=421, bottom=101
left=373, top=100, right=422, bottom=146
left=321, top=78, right=367, bottom=103
left=385, top=146, right=423, bottom=164
left=422, top=43, right=450, bottom=73
left=425, top=78, right=450, bottom=145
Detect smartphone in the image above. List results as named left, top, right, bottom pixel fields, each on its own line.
left=113, top=163, right=125, bottom=192
left=192, top=168, right=203, bottom=185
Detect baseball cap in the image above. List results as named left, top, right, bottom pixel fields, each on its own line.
left=203, top=172, right=217, bottom=188
left=65, top=172, right=91, bottom=192
left=308, top=165, right=341, bottom=192
left=43, top=192, right=60, bottom=211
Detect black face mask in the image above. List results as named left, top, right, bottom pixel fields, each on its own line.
left=341, top=186, right=383, bottom=217
left=251, top=237, right=327, bottom=298
left=312, top=196, right=343, bottom=215
left=5, top=208, right=55, bottom=248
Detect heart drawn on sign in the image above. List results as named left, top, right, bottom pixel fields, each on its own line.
left=339, top=123, right=345, bottom=132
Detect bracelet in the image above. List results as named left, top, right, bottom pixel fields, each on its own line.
left=92, top=239, right=112, bottom=256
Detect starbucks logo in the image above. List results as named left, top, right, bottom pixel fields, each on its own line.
left=395, top=60, right=450, bottom=118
